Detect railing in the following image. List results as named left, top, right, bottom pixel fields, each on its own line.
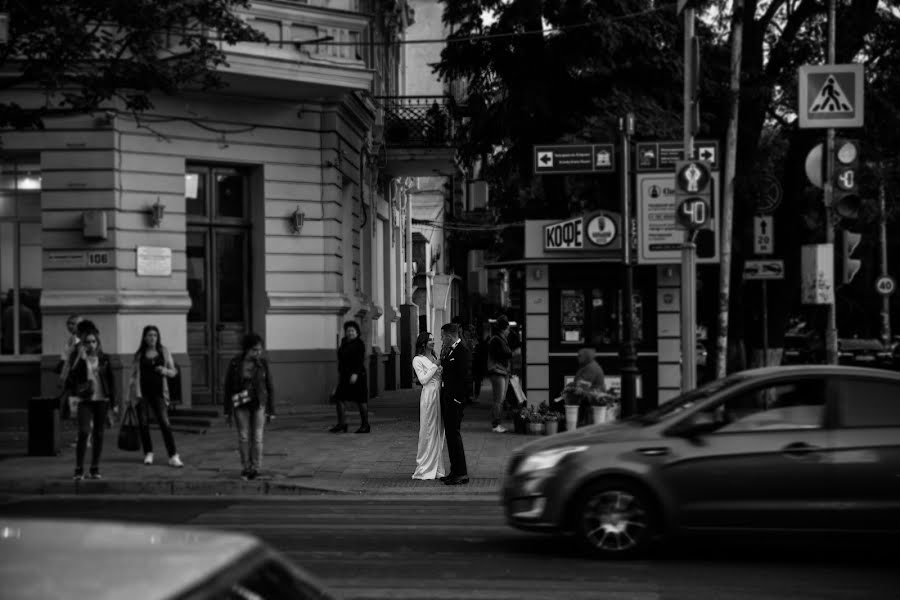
left=377, top=96, right=453, bottom=147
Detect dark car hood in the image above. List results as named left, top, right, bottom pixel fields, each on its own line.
left=513, top=420, right=642, bottom=454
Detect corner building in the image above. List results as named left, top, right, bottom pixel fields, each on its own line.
left=0, top=1, right=419, bottom=411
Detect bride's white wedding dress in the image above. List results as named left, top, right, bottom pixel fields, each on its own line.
left=412, top=354, right=446, bottom=480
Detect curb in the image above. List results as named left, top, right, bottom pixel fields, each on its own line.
left=0, top=477, right=503, bottom=497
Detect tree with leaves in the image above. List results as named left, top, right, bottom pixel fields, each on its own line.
left=0, top=0, right=266, bottom=130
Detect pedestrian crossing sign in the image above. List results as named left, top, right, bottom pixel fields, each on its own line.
left=798, top=64, right=864, bottom=129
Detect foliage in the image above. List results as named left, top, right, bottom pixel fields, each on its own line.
left=436, top=0, right=692, bottom=222
left=0, top=0, right=267, bottom=129
left=562, top=379, right=607, bottom=406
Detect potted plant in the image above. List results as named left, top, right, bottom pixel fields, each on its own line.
left=590, top=393, right=610, bottom=425
left=527, top=408, right=545, bottom=435
left=543, top=411, right=559, bottom=435
left=562, top=380, right=589, bottom=430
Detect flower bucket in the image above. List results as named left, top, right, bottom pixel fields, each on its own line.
left=529, top=422, right=544, bottom=435
left=544, top=420, right=558, bottom=435
left=591, top=406, right=608, bottom=425
left=565, top=405, right=579, bottom=430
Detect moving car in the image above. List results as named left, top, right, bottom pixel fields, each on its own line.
left=838, top=337, right=893, bottom=368
left=502, top=365, right=900, bottom=558
left=0, top=519, right=336, bottom=600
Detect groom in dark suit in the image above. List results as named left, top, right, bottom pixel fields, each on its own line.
left=439, top=322, right=471, bottom=485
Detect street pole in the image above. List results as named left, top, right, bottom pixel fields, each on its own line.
left=879, top=173, right=892, bottom=347
left=761, top=280, right=769, bottom=361
left=824, top=0, right=838, bottom=364
left=681, top=6, right=697, bottom=391
left=620, top=113, right=639, bottom=417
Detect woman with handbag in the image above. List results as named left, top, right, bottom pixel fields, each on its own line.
left=128, top=325, right=183, bottom=468
left=223, top=333, right=275, bottom=480
left=65, top=328, right=117, bottom=480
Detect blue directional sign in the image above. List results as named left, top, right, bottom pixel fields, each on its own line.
left=534, top=144, right=615, bottom=175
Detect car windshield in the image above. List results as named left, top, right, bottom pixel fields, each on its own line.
left=635, top=373, right=752, bottom=425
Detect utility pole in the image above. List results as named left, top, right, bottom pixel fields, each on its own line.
left=619, top=113, right=639, bottom=417
left=715, top=0, right=744, bottom=378
left=879, top=170, right=892, bottom=347
left=680, top=4, right=697, bottom=392
left=824, top=0, right=839, bottom=364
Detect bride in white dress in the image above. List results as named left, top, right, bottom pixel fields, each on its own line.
left=412, top=331, right=446, bottom=480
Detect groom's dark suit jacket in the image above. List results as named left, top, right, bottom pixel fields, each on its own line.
left=441, top=340, right=472, bottom=404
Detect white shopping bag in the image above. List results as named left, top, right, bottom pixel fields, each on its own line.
left=509, top=374, right=527, bottom=406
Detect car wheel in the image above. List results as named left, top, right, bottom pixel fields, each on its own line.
left=574, top=480, right=657, bottom=559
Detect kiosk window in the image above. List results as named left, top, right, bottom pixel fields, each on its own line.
left=556, top=288, right=644, bottom=348
left=560, top=289, right=585, bottom=343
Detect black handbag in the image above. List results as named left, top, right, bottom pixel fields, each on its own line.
left=117, top=406, right=141, bottom=452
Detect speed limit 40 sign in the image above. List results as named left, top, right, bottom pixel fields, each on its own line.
left=876, top=276, right=896, bottom=296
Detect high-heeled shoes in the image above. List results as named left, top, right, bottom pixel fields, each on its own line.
left=329, top=423, right=348, bottom=433
left=355, top=424, right=371, bottom=434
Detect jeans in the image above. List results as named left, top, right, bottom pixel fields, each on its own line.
left=489, top=374, right=509, bottom=427
left=76, top=401, right=108, bottom=470
left=136, top=395, right=178, bottom=457
left=234, top=405, right=265, bottom=471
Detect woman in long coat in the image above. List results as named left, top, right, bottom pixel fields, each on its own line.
left=329, top=320, right=370, bottom=433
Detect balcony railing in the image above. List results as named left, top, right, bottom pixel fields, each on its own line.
left=377, top=96, right=454, bottom=148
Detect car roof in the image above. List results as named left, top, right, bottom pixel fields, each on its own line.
left=732, top=364, right=900, bottom=381
left=0, top=519, right=260, bottom=600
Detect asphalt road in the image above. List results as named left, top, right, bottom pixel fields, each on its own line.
left=1, top=496, right=897, bottom=600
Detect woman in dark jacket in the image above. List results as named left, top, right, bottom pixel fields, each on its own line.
left=329, top=320, right=370, bottom=433
left=223, top=332, right=275, bottom=480
left=65, top=326, right=117, bottom=480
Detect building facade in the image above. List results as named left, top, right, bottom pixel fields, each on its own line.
left=0, top=0, right=430, bottom=412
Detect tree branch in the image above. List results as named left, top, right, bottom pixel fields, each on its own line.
left=759, top=0, right=789, bottom=30
left=764, top=0, right=822, bottom=80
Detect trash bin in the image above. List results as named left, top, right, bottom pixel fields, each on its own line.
left=28, top=396, right=61, bottom=456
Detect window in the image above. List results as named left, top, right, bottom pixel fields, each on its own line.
left=689, top=379, right=826, bottom=434
left=0, top=158, right=42, bottom=356
left=836, top=379, right=900, bottom=427
left=557, top=287, right=642, bottom=347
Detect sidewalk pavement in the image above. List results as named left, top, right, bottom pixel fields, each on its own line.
left=0, top=386, right=531, bottom=497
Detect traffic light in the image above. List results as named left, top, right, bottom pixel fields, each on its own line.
left=833, top=138, right=860, bottom=219
left=674, top=160, right=713, bottom=231
left=840, top=230, right=862, bottom=284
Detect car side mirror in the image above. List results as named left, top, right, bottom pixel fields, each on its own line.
left=673, top=412, right=717, bottom=442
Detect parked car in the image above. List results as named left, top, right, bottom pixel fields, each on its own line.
left=838, top=337, right=894, bottom=368
left=502, top=365, right=900, bottom=558
left=0, top=519, right=336, bottom=600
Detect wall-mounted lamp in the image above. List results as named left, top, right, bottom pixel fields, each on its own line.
left=150, top=197, right=165, bottom=228
left=289, top=206, right=305, bottom=234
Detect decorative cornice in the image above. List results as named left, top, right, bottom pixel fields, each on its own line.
left=40, top=290, right=191, bottom=315
left=267, top=292, right=352, bottom=315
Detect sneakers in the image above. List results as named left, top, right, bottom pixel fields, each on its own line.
left=491, top=425, right=508, bottom=433
left=88, top=468, right=102, bottom=480
left=73, top=467, right=84, bottom=481
left=143, top=452, right=154, bottom=465
left=168, top=454, right=184, bottom=468
left=240, top=468, right=258, bottom=481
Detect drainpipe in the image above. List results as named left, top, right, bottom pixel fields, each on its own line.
left=405, top=181, right=413, bottom=304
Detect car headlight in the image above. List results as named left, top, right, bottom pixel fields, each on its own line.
left=515, top=445, right=588, bottom=475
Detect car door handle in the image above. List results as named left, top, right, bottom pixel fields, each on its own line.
left=637, top=447, right=670, bottom=457
left=781, top=442, right=820, bottom=457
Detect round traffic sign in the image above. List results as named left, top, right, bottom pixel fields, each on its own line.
left=805, top=143, right=823, bottom=189
left=876, top=276, right=896, bottom=296
left=676, top=197, right=710, bottom=230
left=756, top=175, right=783, bottom=214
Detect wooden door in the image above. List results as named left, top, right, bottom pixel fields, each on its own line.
left=186, top=166, right=250, bottom=406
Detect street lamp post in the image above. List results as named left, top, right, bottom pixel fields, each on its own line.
left=620, top=114, right=639, bottom=418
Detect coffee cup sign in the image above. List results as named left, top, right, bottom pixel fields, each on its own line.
left=586, top=214, right=617, bottom=247
left=544, top=217, right=584, bottom=250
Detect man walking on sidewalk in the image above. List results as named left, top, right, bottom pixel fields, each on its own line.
left=439, top=323, right=471, bottom=485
